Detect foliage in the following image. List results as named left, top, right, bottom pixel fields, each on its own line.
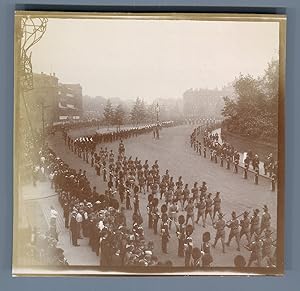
left=130, top=97, right=147, bottom=125
left=113, top=104, right=126, bottom=129
left=103, top=99, right=113, bottom=128
left=222, top=59, right=279, bottom=139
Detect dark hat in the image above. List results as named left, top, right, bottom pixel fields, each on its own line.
left=263, top=205, right=268, bottom=210
left=254, top=208, right=260, bottom=214
left=231, top=211, right=236, bottom=217
left=243, top=211, right=249, bottom=216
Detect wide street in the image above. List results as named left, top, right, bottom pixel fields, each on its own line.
left=23, top=124, right=277, bottom=267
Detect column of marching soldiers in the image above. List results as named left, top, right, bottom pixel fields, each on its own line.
left=190, top=126, right=278, bottom=191
left=50, top=123, right=276, bottom=268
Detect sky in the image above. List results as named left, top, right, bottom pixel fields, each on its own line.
left=30, top=17, right=279, bottom=102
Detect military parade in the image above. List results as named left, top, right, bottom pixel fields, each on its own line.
left=14, top=16, right=282, bottom=275
left=22, top=118, right=277, bottom=269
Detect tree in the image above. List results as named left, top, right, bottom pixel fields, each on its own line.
left=221, top=60, right=279, bottom=139
left=103, top=99, right=113, bottom=129
left=130, top=97, right=146, bottom=125
left=113, top=104, right=126, bottom=130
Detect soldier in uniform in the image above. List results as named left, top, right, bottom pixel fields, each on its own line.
left=168, top=200, right=178, bottom=230
left=161, top=213, right=170, bottom=254
left=203, top=146, right=207, bottom=158
left=212, top=192, right=222, bottom=221
left=212, top=213, right=226, bottom=253
left=205, top=193, right=214, bottom=226
left=233, top=158, right=239, bottom=174
left=200, top=181, right=208, bottom=199
left=226, top=155, right=231, bottom=170
left=152, top=205, right=160, bottom=235
left=176, top=215, right=186, bottom=257
left=271, top=174, right=276, bottom=191
left=220, top=153, right=224, bottom=167
left=260, top=205, right=271, bottom=235
left=147, top=194, right=153, bottom=229
left=226, top=211, right=241, bottom=251
left=184, top=225, right=194, bottom=267
left=182, top=184, right=190, bottom=210
left=262, top=229, right=275, bottom=267
left=191, top=182, right=199, bottom=203
left=246, top=233, right=263, bottom=267
left=254, top=169, right=259, bottom=185
left=239, top=211, right=251, bottom=245
left=202, top=231, right=211, bottom=255
left=250, top=209, right=260, bottom=240
left=184, top=199, right=195, bottom=228
left=199, top=142, right=202, bottom=156
left=195, top=196, right=206, bottom=227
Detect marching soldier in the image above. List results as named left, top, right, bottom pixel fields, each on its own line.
left=226, top=211, right=241, bottom=251
left=147, top=195, right=153, bottom=229
left=240, top=211, right=251, bottom=245
left=202, top=231, right=211, bottom=255
left=182, top=184, right=190, bottom=209
left=199, top=142, right=202, bottom=156
left=203, top=146, right=207, bottom=158
left=176, top=215, right=186, bottom=257
left=184, top=199, right=195, bottom=228
left=205, top=193, right=214, bottom=226
left=195, top=196, right=206, bottom=227
left=184, top=225, right=194, bottom=266
left=246, top=233, right=263, bottom=267
left=168, top=200, right=178, bottom=230
left=161, top=213, right=170, bottom=254
left=260, top=205, right=271, bottom=235
left=202, top=232, right=213, bottom=267
left=152, top=206, right=160, bottom=235
left=262, top=229, right=275, bottom=267
left=212, top=192, right=222, bottom=220
left=250, top=209, right=260, bottom=239
left=191, top=182, right=199, bottom=203
left=212, top=212, right=226, bottom=253
left=200, top=181, right=207, bottom=199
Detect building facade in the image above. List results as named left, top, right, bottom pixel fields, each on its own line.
left=182, top=85, right=235, bottom=119
left=24, top=72, right=83, bottom=130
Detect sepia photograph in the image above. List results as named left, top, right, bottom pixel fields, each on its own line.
left=13, top=12, right=285, bottom=276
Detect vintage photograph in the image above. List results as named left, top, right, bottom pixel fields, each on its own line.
left=13, top=12, right=285, bottom=275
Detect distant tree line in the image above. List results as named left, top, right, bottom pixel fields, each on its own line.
left=103, top=97, right=159, bottom=130
left=222, top=59, right=279, bottom=139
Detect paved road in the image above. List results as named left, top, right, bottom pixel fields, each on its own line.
left=45, top=124, right=277, bottom=267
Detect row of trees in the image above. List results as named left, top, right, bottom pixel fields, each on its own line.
left=222, top=59, right=279, bottom=139
left=103, top=97, right=159, bottom=129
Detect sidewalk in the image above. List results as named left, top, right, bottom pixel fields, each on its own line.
left=22, top=180, right=99, bottom=266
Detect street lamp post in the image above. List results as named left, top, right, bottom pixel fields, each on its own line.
left=156, top=102, right=160, bottom=125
